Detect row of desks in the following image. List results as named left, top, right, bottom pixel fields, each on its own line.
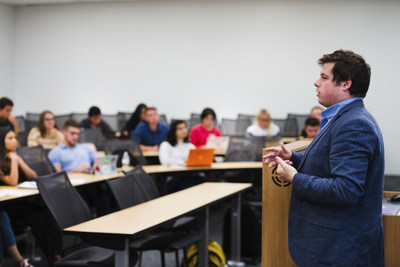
left=0, top=161, right=261, bottom=203
left=0, top=161, right=260, bottom=266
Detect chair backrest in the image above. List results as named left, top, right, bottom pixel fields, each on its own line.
left=287, top=113, right=309, bottom=135
left=282, top=117, right=299, bottom=137
left=237, top=114, right=255, bottom=121
left=24, top=119, right=38, bottom=133
left=117, top=112, right=131, bottom=131
left=224, top=136, right=257, bottom=162
left=16, top=146, right=56, bottom=176
left=103, top=139, right=146, bottom=166
left=272, top=118, right=298, bottom=138
left=35, top=171, right=92, bottom=229
left=106, top=174, right=148, bottom=210
left=101, top=114, right=118, bottom=131
left=70, top=113, right=87, bottom=123
left=221, top=118, right=251, bottom=136
left=55, top=114, right=72, bottom=129
left=159, top=114, right=168, bottom=125
left=79, top=128, right=105, bottom=150
left=125, top=166, right=159, bottom=200
left=26, top=112, right=41, bottom=121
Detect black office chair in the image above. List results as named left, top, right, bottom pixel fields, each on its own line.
left=108, top=166, right=200, bottom=267
left=35, top=171, right=118, bottom=267
left=79, top=128, right=105, bottom=151
left=16, top=145, right=55, bottom=176
left=220, top=118, right=251, bottom=136
left=103, top=138, right=147, bottom=166
left=287, top=113, right=309, bottom=135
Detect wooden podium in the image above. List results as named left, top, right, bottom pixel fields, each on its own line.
left=262, top=140, right=311, bottom=267
left=262, top=140, right=400, bottom=267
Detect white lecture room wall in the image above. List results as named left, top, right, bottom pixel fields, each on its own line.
left=13, top=0, right=400, bottom=174
left=0, top=3, right=14, bottom=98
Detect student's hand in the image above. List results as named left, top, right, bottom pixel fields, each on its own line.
left=149, top=145, right=159, bottom=152
left=76, top=164, right=91, bottom=173
left=6, top=152, right=18, bottom=161
left=275, top=157, right=297, bottom=183
left=263, top=143, right=292, bottom=167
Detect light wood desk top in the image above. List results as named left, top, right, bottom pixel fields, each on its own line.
left=142, top=150, right=226, bottom=157
left=64, top=182, right=252, bottom=236
left=142, top=161, right=261, bottom=174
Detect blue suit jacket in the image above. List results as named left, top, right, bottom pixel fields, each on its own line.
left=289, top=99, right=385, bottom=267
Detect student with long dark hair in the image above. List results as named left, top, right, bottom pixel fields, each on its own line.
left=0, top=128, right=36, bottom=186
left=159, top=120, right=207, bottom=192
left=159, top=120, right=194, bottom=166
left=121, top=103, right=147, bottom=138
left=0, top=127, right=35, bottom=266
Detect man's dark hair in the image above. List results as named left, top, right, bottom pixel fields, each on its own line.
left=0, top=97, right=13, bottom=109
left=305, top=117, right=320, bottom=127
left=63, top=119, right=80, bottom=130
left=88, top=106, right=101, bottom=117
left=201, top=108, right=217, bottom=121
left=318, top=50, right=371, bottom=98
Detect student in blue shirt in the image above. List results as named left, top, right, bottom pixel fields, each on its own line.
left=133, top=107, right=169, bottom=152
left=49, top=119, right=112, bottom=217
left=49, top=120, right=97, bottom=173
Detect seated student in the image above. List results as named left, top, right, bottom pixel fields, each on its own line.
left=0, top=128, right=36, bottom=186
left=80, top=106, right=114, bottom=137
left=0, top=97, right=20, bottom=136
left=245, top=109, right=280, bottom=138
left=0, top=127, right=54, bottom=266
left=133, top=107, right=169, bottom=152
left=48, top=120, right=112, bottom=216
left=300, top=117, right=320, bottom=139
left=49, top=119, right=97, bottom=173
left=189, top=108, right=221, bottom=148
left=159, top=120, right=207, bottom=192
left=27, top=110, right=63, bottom=149
left=159, top=120, right=195, bottom=166
left=121, top=103, right=147, bottom=138
left=0, top=210, right=34, bottom=267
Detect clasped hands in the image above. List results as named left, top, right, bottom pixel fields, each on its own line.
left=263, top=143, right=298, bottom=183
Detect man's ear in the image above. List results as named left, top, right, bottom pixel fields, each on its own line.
left=342, top=79, right=352, bottom=90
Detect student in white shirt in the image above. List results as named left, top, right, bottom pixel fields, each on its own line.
left=245, top=109, right=280, bottom=138
left=159, top=120, right=194, bottom=166
left=159, top=120, right=207, bottom=192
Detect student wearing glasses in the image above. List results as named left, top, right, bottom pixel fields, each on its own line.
left=245, top=109, right=280, bottom=138
left=27, top=110, right=63, bottom=149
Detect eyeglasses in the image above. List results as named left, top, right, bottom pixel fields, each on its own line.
left=44, top=118, right=55, bottom=122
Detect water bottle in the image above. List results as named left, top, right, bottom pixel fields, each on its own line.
left=121, top=151, right=130, bottom=168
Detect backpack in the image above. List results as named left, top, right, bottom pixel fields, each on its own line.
left=113, top=149, right=140, bottom=167
left=183, top=240, right=226, bottom=267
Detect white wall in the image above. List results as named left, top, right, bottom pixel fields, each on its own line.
left=12, top=0, right=400, bottom=174
left=0, top=3, right=14, bottom=98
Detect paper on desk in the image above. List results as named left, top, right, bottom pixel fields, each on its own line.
left=70, top=179, right=85, bottom=185
left=17, top=181, right=37, bottom=189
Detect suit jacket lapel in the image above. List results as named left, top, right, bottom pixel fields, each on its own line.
left=296, top=99, right=364, bottom=171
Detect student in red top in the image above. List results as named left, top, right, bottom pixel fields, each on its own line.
left=189, top=108, right=221, bottom=147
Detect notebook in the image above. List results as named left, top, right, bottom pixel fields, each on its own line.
left=186, top=148, right=215, bottom=167
left=205, top=136, right=230, bottom=152
left=93, top=155, right=118, bottom=175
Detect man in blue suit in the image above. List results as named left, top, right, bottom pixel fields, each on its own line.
left=265, top=50, right=384, bottom=266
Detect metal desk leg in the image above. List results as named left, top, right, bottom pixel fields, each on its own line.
left=115, top=238, right=130, bottom=267
left=228, top=194, right=245, bottom=267
left=198, top=206, right=209, bottom=267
